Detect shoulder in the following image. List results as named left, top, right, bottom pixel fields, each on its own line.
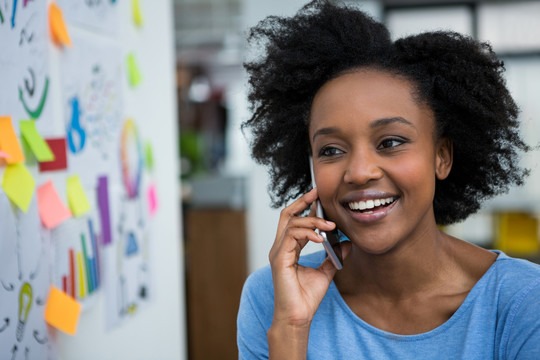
left=489, top=251, right=540, bottom=295
left=489, top=252, right=540, bottom=359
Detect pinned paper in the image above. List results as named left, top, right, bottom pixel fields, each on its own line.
left=39, top=138, right=68, bottom=172
left=37, top=180, right=72, bottom=228
left=132, top=0, right=143, bottom=27
left=126, top=53, right=142, bottom=87
left=66, top=175, right=90, bottom=216
left=0, top=116, right=25, bottom=164
left=19, top=120, right=55, bottom=162
left=144, top=141, right=154, bottom=171
left=147, top=183, right=158, bottom=216
left=49, top=2, right=72, bottom=47
left=1, top=163, right=35, bottom=212
left=44, top=285, right=81, bottom=335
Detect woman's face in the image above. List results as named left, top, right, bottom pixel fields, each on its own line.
left=309, top=69, right=451, bottom=255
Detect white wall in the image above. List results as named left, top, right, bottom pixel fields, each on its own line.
left=55, top=1, right=186, bottom=359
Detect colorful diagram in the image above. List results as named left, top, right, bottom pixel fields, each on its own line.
left=120, top=119, right=142, bottom=199
left=52, top=216, right=101, bottom=304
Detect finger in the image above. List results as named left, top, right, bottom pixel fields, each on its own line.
left=276, top=188, right=319, bottom=232
left=287, top=215, right=335, bottom=233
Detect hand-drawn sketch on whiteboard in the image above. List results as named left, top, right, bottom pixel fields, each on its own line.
left=0, top=0, right=56, bottom=137
left=56, top=0, right=119, bottom=35
left=103, top=119, right=154, bottom=329
left=50, top=212, right=102, bottom=310
left=0, top=193, right=54, bottom=360
left=59, top=30, right=123, bottom=187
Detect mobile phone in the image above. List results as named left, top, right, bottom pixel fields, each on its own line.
left=309, top=156, right=343, bottom=270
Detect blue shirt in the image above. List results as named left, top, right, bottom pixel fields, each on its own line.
left=237, top=251, right=540, bottom=359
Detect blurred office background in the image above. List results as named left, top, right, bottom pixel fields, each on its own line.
left=173, top=0, right=540, bottom=359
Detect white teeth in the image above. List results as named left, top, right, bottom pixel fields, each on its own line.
left=348, top=197, right=395, bottom=211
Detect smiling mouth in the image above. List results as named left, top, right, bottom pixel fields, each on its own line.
left=346, top=197, right=397, bottom=214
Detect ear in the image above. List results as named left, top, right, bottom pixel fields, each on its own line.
left=435, top=137, right=453, bottom=180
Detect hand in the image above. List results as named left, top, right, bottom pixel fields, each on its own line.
left=269, top=188, right=343, bottom=329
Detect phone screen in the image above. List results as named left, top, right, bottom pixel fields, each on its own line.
left=309, top=157, right=343, bottom=270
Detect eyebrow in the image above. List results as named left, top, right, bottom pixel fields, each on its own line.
left=312, top=117, right=416, bottom=142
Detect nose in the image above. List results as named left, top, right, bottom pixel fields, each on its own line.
left=343, top=149, right=383, bottom=185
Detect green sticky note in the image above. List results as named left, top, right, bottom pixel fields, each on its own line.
left=127, top=53, right=142, bottom=87
left=66, top=175, right=90, bottom=216
left=145, top=141, right=154, bottom=171
left=1, top=163, right=35, bottom=212
left=19, top=120, right=55, bottom=162
left=132, top=0, right=143, bottom=27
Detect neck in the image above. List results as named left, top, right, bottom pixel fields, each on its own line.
left=335, top=225, right=455, bottom=299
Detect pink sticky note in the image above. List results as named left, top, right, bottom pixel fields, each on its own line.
left=147, top=183, right=158, bottom=216
left=37, top=180, right=72, bottom=229
left=0, top=150, right=11, bottom=159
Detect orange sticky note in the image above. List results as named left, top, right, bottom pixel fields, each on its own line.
left=44, top=285, right=81, bottom=335
left=0, top=116, right=25, bottom=164
left=37, top=180, right=72, bottom=229
left=1, top=163, right=35, bottom=212
left=49, top=3, right=72, bottom=47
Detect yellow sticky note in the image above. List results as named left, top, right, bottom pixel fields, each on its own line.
left=132, top=0, right=143, bottom=27
left=66, top=175, right=90, bottom=216
left=19, top=120, right=55, bottom=162
left=0, top=116, right=25, bottom=164
left=126, top=53, right=142, bottom=87
left=49, top=2, right=72, bottom=47
left=1, top=163, right=35, bottom=212
left=44, top=285, right=81, bottom=335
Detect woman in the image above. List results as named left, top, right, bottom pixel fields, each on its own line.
left=237, top=1, right=540, bottom=359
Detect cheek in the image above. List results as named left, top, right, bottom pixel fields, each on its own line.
left=315, top=168, right=340, bottom=202
left=392, top=153, right=437, bottom=195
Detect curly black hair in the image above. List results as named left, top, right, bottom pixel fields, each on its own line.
left=242, top=0, right=530, bottom=225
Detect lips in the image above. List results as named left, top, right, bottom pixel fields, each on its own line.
left=347, top=197, right=395, bottom=212
left=340, top=192, right=399, bottom=223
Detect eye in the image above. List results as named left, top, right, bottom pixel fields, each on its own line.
left=378, top=138, right=406, bottom=150
left=318, top=146, right=344, bottom=157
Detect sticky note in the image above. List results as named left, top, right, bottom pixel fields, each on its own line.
left=1, top=163, right=35, bottom=212
left=97, top=176, right=112, bottom=245
left=19, top=120, right=55, bottom=162
left=0, top=116, right=25, bottom=164
left=49, top=3, right=72, bottom=47
left=66, top=175, right=90, bottom=216
left=132, top=0, right=143, bottom=27
left=0, top=150, right=11, bottom=159
left=39, top=138, right=68, bottom=172
left=44, top=285, right=81, bottom=335
left=144, top=141, right=154, bottom=171
left=126, top=53, right=142, bottom=87
left=37, top=180, right=71, bottom=229
left=147, top=183, right=158, bottom=216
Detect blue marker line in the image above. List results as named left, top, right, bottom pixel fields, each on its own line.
left=11, top=0, right=18, bottom=28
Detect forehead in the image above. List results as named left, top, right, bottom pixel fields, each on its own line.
left=309, top=69, right=434, bottom=134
